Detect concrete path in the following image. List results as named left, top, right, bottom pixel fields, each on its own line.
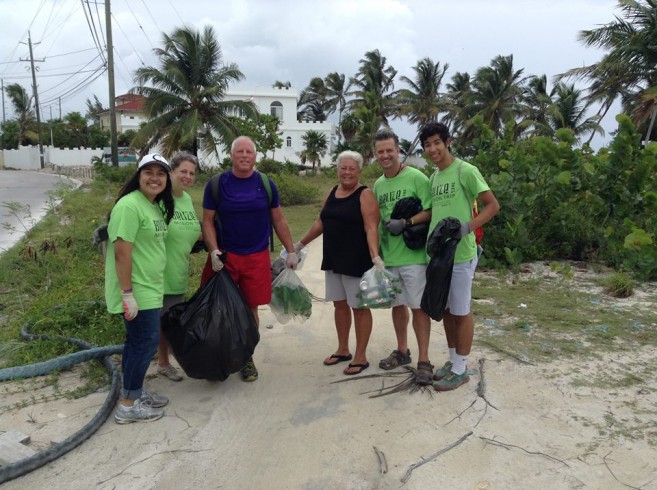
left=0, top=170, right=74, bottom=254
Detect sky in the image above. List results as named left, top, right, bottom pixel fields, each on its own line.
left=0, top=0, right=622, bottom=148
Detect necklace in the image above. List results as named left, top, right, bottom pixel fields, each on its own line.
left=388, top=164, right=404, bottom=179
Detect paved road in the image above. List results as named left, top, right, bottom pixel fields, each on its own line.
left=0, top=170, right=75, bottom=254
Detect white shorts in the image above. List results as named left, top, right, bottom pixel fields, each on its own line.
left=445, top=257, right=478, bottom=316
left=325, top=270, right=362, bottom=309
left=388, top=264, right=427, bottom=310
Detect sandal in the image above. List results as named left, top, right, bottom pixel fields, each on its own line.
left=415, top=361, right=434, bottom=385
left=378, top=349, right=412, bottom=370
left=344, top=362, right=369, bottom=375
left=323, top=353, right=353, bottom=366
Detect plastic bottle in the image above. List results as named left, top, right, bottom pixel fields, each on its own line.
left=359, top=278, right=369, bottom=291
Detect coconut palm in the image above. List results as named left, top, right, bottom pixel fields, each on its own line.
left=272, top=80, right=291, bottom=89
left=469, top=54, right=528, bottom=136
left=324, top=72, right=351, bottom=142
left=5, top=83, right=37, bottom=146
left=523, top=75, right=555, bottom=138
left=298, top=77, right=328, bottom=121
left=442, top=71, right=472, bottom=138
left=395, top=57, right=449, bottom=157
left=132, top=25, right=256, bottom=158
left=299, top=130, right=328, bottom=170
left=560, top=0, right=657, bottom=145
left=548, top=82, right=604, bottom=141
left=349, top=49, right=397, bottom=129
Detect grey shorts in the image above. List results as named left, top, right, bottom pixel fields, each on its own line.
left=445, top=257, right=478, bottom=316
left=388, top=264, right=427, bottom=309
left=325, top=270, right=362, bottom=309
left=161, top=294, right=185, bottom=316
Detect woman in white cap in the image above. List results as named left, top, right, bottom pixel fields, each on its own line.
left=104, top=153, right=175, bottom=424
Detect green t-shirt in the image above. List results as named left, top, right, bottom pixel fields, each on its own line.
left=163, top=192, right=201, bottom=294
left=374, top=166, right=431, bottom=266
left=428, top=159, right=490, bottom=263
left=104, top=190, right=168, bottom=314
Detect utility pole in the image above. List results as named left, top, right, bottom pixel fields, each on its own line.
left=20, top=31, right=45, bottom=169
left=1, top=78, right=5, bottom=124
left=105, top=0, right=118, bottom=167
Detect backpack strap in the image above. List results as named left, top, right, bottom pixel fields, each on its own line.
left=457, top=161, right=475, bottom=220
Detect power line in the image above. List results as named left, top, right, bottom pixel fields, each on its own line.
left=39, top=55, right=104, bottom=95
left=4, top=67, right=104, bottom=81
left=139, top=0, right=162, bottom=34
left=41, top=0, right=82, bottom=58
left=111, top=12, right=145, bottom=66
left=167, top=0, right=185, bottom=25
left=40, top=65, right=107, bottom=105
left=47, top=47, right=99, bottom=58
left=81, top=0, right=107, bottom=65
left=122, top=0, right=154, bottom=49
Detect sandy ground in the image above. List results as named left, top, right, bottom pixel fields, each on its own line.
left=2, top=236, right=657, bottom=489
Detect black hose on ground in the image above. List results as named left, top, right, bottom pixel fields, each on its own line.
left=0, top=317, right=123, bottom=485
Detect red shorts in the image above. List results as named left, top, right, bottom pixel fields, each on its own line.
left=201, top=249, right=272, bottom=307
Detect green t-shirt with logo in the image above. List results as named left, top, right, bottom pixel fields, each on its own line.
left=105, top=190, right=168, bottom=314
left=429, top=159, right=490, bottom=264
left=163, top=192, right=201, bottom=294
left=374, top=166, right=431, bottom=266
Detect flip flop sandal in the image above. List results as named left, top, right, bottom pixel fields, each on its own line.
left=323, top=353, right=353, bottom=366
left=344, top=362, right=369, bottom=375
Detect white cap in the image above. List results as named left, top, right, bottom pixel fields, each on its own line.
left=138, top=153, right=170, bottom=171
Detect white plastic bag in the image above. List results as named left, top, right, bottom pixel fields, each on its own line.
left=356, top=266, right=402, bottom=309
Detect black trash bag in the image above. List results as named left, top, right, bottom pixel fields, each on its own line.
left=390, top=197, right=429, bottom=249
left=161, top=269, right=260, bottom=381
left=421, top=217, right=462, bottom=321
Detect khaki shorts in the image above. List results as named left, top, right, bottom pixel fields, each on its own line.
left=388, top=264, right=427, bottom=309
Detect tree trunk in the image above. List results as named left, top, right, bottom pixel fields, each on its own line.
left=643, top=105, right=657, bottom=148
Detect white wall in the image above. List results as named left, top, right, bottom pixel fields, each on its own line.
left=1, top=146, right=103, bottom=170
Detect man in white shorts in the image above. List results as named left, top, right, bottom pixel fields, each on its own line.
left=420, top=122, right=500, bottom=391
left=372, top=130, right=434, bottom=385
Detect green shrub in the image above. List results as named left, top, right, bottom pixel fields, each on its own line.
left=257, top=158, right=285, bottom=174
left=93, top=160, right=136, bottom=184
left=271, top=173, right=319, bottom=206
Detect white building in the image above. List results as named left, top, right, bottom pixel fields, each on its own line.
left=218, top=85, right=335, bottom=167
left=96, top=86, right=335, bottom=167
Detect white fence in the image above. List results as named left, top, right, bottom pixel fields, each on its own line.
left=1, top=145, right=104, bottom=170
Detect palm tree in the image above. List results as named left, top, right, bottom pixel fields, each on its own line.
left=298, top=77, right=328, bottom=121
left=395, top=57, right=449, bottom=157
left=5, top=83, right=37, bottom=146
left=469, top=54, right=527, bottom=137
left=323, top=72, right=351, bottom=142
left=549, top=82, right=604, bottom=141
left=442, top=71, right=471, bottom=138
left=132, top=25, right=256, bottom=158
left=85, top=95, right=104, bottom=125
left=272, top=80, right=291, bottom=89
left=299, top=130, right=328, bottom=170
left=349, top=49, right=397, bottom=129
left=523, top=75, right=555, bottom=138
left=559, top=0, right=657, bottom=146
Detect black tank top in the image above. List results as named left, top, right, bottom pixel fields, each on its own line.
left=320, top=185, right=372, bottom=277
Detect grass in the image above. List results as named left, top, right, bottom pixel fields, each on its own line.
left=1, top=168, right=656, bottom=407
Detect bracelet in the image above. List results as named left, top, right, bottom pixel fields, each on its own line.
left=122, top=288, right=132, bottom=294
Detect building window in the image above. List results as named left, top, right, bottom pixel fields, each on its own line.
left=270, top=101, right=283, bottom=120
left=286, top=136, right=292, bottom=148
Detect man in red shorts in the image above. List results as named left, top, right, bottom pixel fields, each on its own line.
left=201, top=136, right=298, bottom=381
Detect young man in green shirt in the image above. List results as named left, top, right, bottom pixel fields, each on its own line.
left=420, top=122, right=500, bottom=391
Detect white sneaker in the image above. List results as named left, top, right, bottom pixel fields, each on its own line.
left=140, top=389, right=169, bottom=408
left=157, top=364, right=183, bottom=381
left=114, top=399, right=164, bottom=424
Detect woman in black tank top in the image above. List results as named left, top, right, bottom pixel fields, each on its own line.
left=295, top=151, right=382, bottom=375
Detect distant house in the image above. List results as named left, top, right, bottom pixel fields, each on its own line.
left=101, top=87, right=335, bottom=166
left=219, top=85, right=335, bottom=167
left=98, top=94, right=147, bottom=133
